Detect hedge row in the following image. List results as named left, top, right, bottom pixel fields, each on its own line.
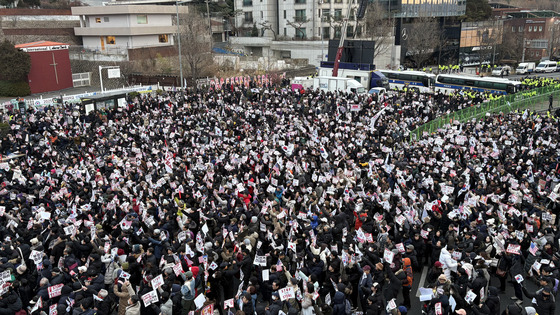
left=0, top=80, right=30, bottom=97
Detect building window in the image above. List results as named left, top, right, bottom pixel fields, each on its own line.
left=334, top=0, right=342, bottom=3
left=137, top=15, right=148, bottom=24
left=539, top=26, right=543, bottom=32
left=323, top=0, right=329, bottom=3
left=244, top=12, right=253, bottom=23
left=243, top=0, right=252, bottom=6
left=322, top=9, right=330, bottom=21
left=295, top=0, right=306, bottom=3
left=512, top=26, right=515, bottom=32
left=284, top=10, right=286, bottom=19
left=323, top=26, right=330, bottom=39
left=158, top=34, right=168, bottom=43
left=334, top=9, right=342, bottom=21
left=347, top=25, right=353, bottom=37
left=96, top=17, right=101, bottom=23
left=334, top=26, right=341, bottom=38
left=295, top=28, right=306, bottom=39
left=529, top=26, right=532, bottom=32
left=106, top=36, right=116, bottom=44
left=295, top=9, right=306, bottom=22
left=519, top=26, right=523, bottom=32
left=284, top=28, right=287, bottom=36
left=104, top=17, right=110, bottom=22
left=261, top=11, right=263, bottom=18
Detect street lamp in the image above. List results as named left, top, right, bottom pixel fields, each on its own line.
left=176, top=0, right=185, bottom=98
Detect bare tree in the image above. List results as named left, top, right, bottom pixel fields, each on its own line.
left=259, top=21, right=277, bottom=40
left=498, top=28, right=524, bottom=63
left=406, top=16, right=441, bottom=67
left=287, top=18, right=311, bottom=39
left=363, top=2, right=393, bottom=60
left=179, top=12, right=214, bottom=80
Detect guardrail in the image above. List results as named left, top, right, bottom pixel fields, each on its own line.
left=23, top=85, right=157, bottom=108
left=409, top=85, right=560, bottom=141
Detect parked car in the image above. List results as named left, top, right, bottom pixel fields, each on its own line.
left=492, top=65, right=511, bottom=76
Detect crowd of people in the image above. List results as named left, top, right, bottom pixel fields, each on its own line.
left=0, top=79, right=557, bottom=315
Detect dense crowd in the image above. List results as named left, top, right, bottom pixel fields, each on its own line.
left=0, top=81, right=557, bottom=315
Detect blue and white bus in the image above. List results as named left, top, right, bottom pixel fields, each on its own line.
left=435, top=74, right=521, bottom=95
left=379, top=70, right=436, bottom=93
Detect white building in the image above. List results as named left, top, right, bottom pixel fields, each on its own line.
left=234, top=0, right=361, bottom=40
left=72, top=5, right=189, bottom=51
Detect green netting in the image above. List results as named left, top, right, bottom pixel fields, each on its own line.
left=410, top=86, right=560, bottom=141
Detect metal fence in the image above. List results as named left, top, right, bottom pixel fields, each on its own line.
left=409, top=85, right=560, bottom=141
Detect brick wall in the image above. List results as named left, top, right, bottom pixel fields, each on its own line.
left=0, top=9, right=72, bottom=15
left=3, top=28, right=74, bottom=36
left=0, top=9, right=80, bottom=45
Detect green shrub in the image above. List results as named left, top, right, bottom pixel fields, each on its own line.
left=0, top=81, right=30, bottom=97
left=128, top=91, right=140, bottom=99
left=0, top=123, right=9, bottom=137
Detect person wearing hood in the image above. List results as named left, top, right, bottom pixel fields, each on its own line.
left=485, top=286, right=501, bottom=315
left=438, top=246, right=457, bottom=279
left=332, top=283, right=348, bottom=315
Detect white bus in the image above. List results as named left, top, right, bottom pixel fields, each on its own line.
left=435, top=74, right=521, bottom=95
left=378, top=70, right=436, bottom=93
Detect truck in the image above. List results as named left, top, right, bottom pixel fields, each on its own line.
left=313, top=76, right=366, bottom=94
left=516, top=62, right=535, bottom=75
left=291, top=77, right=314, bottom=92
left=319, top=61, right=389, bottom=90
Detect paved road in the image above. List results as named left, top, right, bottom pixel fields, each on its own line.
left=404, top=266, right=547, bottom=315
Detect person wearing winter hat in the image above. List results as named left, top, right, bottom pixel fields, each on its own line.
left=180, top=271, right=195, bottom=314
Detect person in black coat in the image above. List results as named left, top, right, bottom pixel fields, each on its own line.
left=382, top=262, right=403, bottom=301
left=0, top=288, right=23, bottom=314
left=522, top=286, right=556, bottom=315
left=266, top=293, right=283, bottom=315
left=485, top=286, right=501, bottom=315
left=240, top=292, right=255, bottom=315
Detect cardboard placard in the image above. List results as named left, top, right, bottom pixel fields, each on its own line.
left=279, top=287, right=295, bottom=301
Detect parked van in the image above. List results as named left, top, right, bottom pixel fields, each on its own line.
left=535, top=60, right=557, bottom=73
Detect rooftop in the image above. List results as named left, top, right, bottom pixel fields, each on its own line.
left=507, top=10, right=560, bottom=18
left=15, top=41, right=69, bottom=48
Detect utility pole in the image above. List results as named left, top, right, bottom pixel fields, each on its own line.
left=522, top=38, right=526, bottom=63
left=176, top=0, right=184, bottom=97
left=206, top=0, right=212, bottom=38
